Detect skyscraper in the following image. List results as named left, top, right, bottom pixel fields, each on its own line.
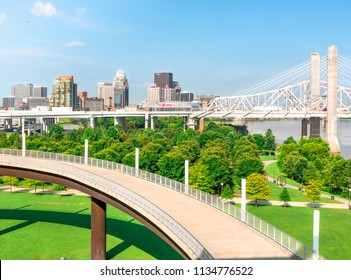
left=113, top=69, right=129, bottom=108
left=98, top=70, right=129, bottom=109
left=154, top=72, right=173, bottom=88
left=11, top=83, right=33, bottom=103
left=50, top=76, right=78, bottom=110
left=33, top=86, right=47, bottom=97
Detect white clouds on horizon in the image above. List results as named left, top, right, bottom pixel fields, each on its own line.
left=63, top=41, right=86, bottom=47
left=0, top=12, right=7, bottom=23
left=30, top=1, right=58, bottom=17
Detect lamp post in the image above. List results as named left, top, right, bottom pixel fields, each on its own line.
left=349, top=188, right=351, bottom=210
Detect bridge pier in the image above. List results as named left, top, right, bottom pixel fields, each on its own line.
left=114, top=117, right=126, bottom=130
left=310, top=117, right=321, bottom=138
left=91, top=196, right=106, bottom=260
left=89, top=117, right=97, bottom=129
left=5, top=119, right=12, bottom=130
left=150, top=116, right=155, bottom=130
left=144, top=114, right=149, bottom=129
left=301, top=118, right=309, bottom=138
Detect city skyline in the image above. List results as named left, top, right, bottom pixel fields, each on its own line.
left=1, top=0, right=351, bottom=104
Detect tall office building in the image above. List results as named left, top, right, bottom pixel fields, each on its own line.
left=180, top=91, right=194, bottom=102
left=97, top=82, right=114, bottom=110
left=50, top=76, right=78, bottom=110
left=11, top=83, right=33, bottom=103
left=98, top=70, right=129, bottom=109
left=148, top=85, right=163, bottom=103
left=154, top=72, right=173, bottom=88
left=113, top=69, right=129, bottom=108
left=33, top=86, right=47, bottom=97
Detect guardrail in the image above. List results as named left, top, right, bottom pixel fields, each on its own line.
left=0, top=148, right=324, bottom=260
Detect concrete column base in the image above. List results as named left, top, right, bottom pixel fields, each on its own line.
left=91, top=197, right=106, bottom=260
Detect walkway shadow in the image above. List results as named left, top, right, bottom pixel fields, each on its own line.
left=0, top=209, right=182, bottom=260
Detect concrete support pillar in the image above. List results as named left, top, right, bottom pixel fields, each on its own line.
left=187, top=117, right=197, bottom=130
left=114, top=117, right=126, bottom=130
left=183, top=116, right=187, bottom=131
left=313, top=210, right=320, bottom=256
left=84, top=139, right=89, bottom=165
left=54, top=118, right=60, bottom=125
left=22, top=118, right=26, bottom=157
left=310, top=52, right=321, bottom=111
left=241, top=178, right=246, bottom=222
left=5, top=119, right=12, bottom=130
left=310, top=117, right=321, bottom=138
left=327, top=45, right=341, bottom=154
left=185, top=160, right=189, bottom=195
left=145, top=114, right=149, bottom=129
left=135, top=148, right=139, bottom=177
left=199, top=117, right=205, bottom=133
left=150, top=116, right=155, bottom=131
left=301, top=118, right=309, bottom=138
left=91, top=197, right=106, bottom=260
left=89, top=117, right=97, bottom=129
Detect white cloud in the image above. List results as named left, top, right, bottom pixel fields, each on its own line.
left=30, top=1, right=58, bottom=17
left=0, top=12, right=7, bottom=23
left=63, top=41, right=86, bottom=47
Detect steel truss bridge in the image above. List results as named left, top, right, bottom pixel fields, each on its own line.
left=198, top=54, right=351, bottom=120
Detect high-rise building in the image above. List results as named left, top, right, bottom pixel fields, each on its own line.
left=11, top=83, right=33, bottom=103
left=164, top=85, right=177, bottom=102
left=113, top=69, right=129, bottom=108
left=180, top=91, right=194, bottom=102
left=97, top=82, right=114, bottom=110
left=150, top=72, right=181, bottom=103
left=77, top=91, right=88, bottom=109
left=50, top=76, right=78, bottom=110
left=154, top=72, right=173, bottom=88
left=33, top=86, right=47, bottom=97
left=97, top=70, right=129, bottom=110
left=85, top=97, right=104, bottom=111
left=148, top=85, right=163, bottom=103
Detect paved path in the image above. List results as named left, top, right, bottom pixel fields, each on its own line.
left=263, top=160, right=350, bottom=209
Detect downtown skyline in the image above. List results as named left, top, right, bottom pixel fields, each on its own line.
left=1, top=0, right=351, bottom=104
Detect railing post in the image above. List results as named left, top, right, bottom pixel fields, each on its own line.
left=135, top=148, right=139, bottom=177
left=21, top=117, right=26, bottom=157
left=184, top=160, right=189, bottom=195
left=241, top=178, right=247, bottom=223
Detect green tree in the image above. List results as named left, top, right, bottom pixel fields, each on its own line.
left=304, top=179, right=322, bottom=208
left=246, top=173, right=271, bottom=207
left=279, top=187, right=291, bottom=207
left=235, top=158, right=264, bottom=179
left=263, top=129, right=276, bottom=154
left=2, top=176, right=19, bottom=186
left=189, top=162, right=216, bottom=194
left=48, top=124, right=64, bottom=140
left=221, top=185, right=234, bottom=199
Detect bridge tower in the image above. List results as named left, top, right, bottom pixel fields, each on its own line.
left=309, top=52, right=321, bottom=138
left=326, top=45, right=341, bottom=154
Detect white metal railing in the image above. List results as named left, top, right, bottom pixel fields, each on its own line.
left=0, top=148, right=324, bottom=260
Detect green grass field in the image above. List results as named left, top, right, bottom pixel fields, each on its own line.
left=247, top=204, right=351, bottom=260
left=0, top=192, right=182, bottom=260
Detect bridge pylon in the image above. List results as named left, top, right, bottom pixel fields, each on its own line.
left=326, top=45, right=341, bottom=154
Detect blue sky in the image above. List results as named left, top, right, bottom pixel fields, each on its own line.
left=1, top=0, right=351, bottom=104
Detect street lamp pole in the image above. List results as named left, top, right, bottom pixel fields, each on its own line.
left=349, top=188, right=351, bottom=210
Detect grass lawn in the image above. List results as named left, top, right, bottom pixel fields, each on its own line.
left=247, top=204, right=351, bottom=260
left=259, top=155, right=276, bottom=161
left=267, top=182, right=340, bottom=204
left=0, top=192, right=182, bottom=260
